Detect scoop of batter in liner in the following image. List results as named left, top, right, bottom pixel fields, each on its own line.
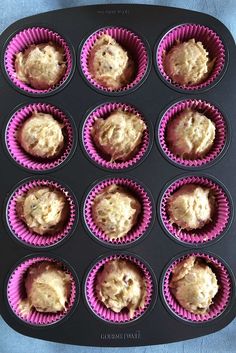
left=19, top=261, right=71, bottom=314
left=15, top=42, right=66, bottom=89
left=16, top=187, right=69, bottom=235
left=170, top=256, right=219, bottom=314
left=91, top=109, right=146, bottom=162
left=164, top=38, right=215, bottom=85
left=96, top=259, right=146, bottom=318
left=166, top=109, right=216, bottom=159
left=18, top=111, right=64, bottom=159
left=167, top=184, right=215, bottom=231
left=88, top=34, right=135, bottom=89
left=92, top=185, right=141, bottom=240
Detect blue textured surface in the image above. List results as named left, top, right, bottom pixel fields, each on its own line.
left=0, top=1, right=235, bottom=352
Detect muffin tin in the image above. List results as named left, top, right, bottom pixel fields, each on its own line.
left=0, top=4, right=236, bottom=347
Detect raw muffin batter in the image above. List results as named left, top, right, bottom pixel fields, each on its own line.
left=96, top=259, right=146, bottom=317
left=17, top=187, right=69, bottom=235
left=170, top=256, right=219, bottom=314
left=88, top=34, right=135, bottom=89
left=20, top=261, right=71, bottom=313
left=92, top=185, right=141, bottom=239
left=166, top=109, right=216, bottom=159
left=164, top=39, right=214, bottom=85
left=15, top=42, right=66, bottom=89
left=91, top=109, right=146, bottom=162
left=18, top=111, right=64, bottom=159
left=167, top=184, right=215, bottom=231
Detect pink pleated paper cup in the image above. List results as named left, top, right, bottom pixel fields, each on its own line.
left=160, top=176, right=231, bottom=245
left=4, top=27, right=73, bottom=95
left=84, top=178, right=153, bottom=246
left=83, top=102, right=150, bottom=170
left=156, top=24, right=226, bottom=90
left=162, top=253, right=232, bottom=322
left=85, top=254, right=153, bottom=323
left=6, top=103, right=75, bottom=172
left=158, top=99, right=227, bottom=168
left=7, top=179, right=77, bottom=247
left=7, top=256, right=77, bottom=325
left=80, top=27, right=149, bottom=93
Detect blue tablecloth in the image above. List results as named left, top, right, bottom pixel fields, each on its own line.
left=0, top=1, right=235, bottom=352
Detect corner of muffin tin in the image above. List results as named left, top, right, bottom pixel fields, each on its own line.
left=0, top=3, right=236, bottom=347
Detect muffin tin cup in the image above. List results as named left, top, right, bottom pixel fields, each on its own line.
left=160, top=176, right=231, bottom=245
left=85, top=254, right=153, bottom=323
left=158, top=99, right=227, bottom=168
left=5, top=103, right=75, bottom=172
left=6, top=179, right=77, bottom=248
left=7, top=256, right=77, bottom=325
left=80, top=27, right=149, bottom=94
left=84, top=177, right=153, bottom=246
left=83, top=102, right=150, bottom=170
left=162, top=252, right=232, bottom=322
left=4, top=27, right=73, bottom=95
left=156, top=23, right=226, bottom=91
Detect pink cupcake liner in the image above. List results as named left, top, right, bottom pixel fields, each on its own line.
left=6, top=103, right=74, bottom=172
left=86, top=254, right=153, bottom=323
left=161, top=176, right=230, bottom=244
left=7, top=179, right=77, bottom=247
left=157, top=24, right=226, bottom=90
left=83, top=102, right=150, bottom=170
left=4, top=27, right=73, bottom=94
left=7, top=256, right=77, bottom=325
left=80, top=27, right=149, bottom=93
left=158, top=99, right=227, bottom=167
left=84, top=178, right=153, bottom=245
left=163, top=253, right=232, bottom=322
